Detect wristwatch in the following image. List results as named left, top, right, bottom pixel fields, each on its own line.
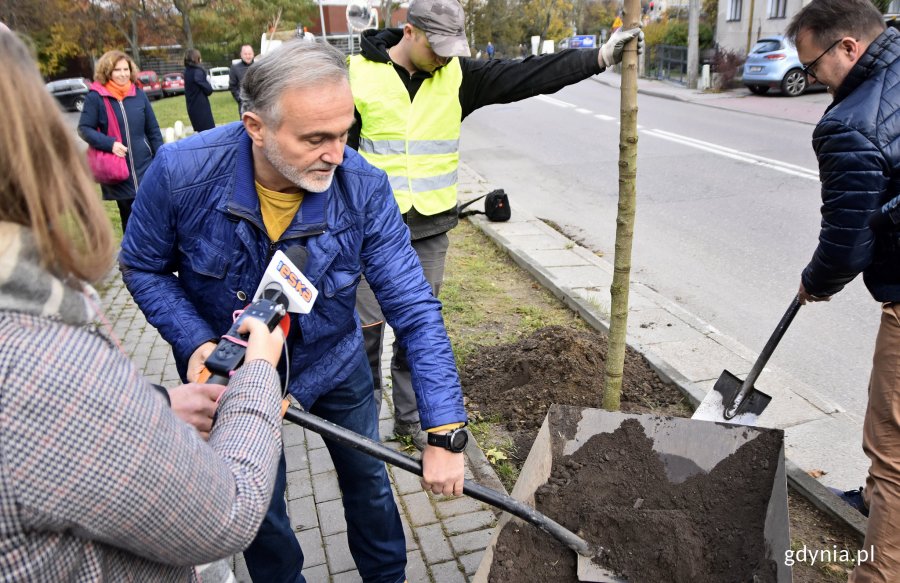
left=427, top=426, right=469, bottom=453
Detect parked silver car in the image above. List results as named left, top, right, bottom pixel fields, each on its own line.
left=742, top=36, right=811, bottom=97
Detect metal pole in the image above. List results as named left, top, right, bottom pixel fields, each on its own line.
left=319, top=0, right=327, bottom=40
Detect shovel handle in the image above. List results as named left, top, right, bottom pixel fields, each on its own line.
left=726, top=295, right=802, bottom=417
left=281, top=405, right=594, bottom=558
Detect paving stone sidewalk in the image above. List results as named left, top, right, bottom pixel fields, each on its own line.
left=99, top=277, right=497, bottom=583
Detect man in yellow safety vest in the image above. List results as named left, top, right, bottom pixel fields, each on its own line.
left=349, top=0, right=643, bottom=449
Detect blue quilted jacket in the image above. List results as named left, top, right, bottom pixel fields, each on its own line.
left=119, top=122, right=466, bottom=428
left=803, top=27, right=900, bottom=301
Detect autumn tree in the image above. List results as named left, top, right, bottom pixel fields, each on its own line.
left=578, top=0, right=620, bottom=38
left=522, top=0, right=574, bottom=54
left=468, top=0, right=524, bottom=55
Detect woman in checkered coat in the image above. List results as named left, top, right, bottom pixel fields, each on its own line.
left=0, top=30, right=286, bottom=582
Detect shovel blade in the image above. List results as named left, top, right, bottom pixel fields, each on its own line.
left=577, top=555, right=628, bottom=582
left=691, top=370, right=772, bottom=426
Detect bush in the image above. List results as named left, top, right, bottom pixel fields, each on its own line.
left=642, top=21, right=669, bottom=47
left=710, top=45, right=745, bottom=90
left=662, top=20, right=715, bottom=49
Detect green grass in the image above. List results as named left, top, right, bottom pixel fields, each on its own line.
left=150, top=90, right=240, bottom=129
left=468, top=415, right=520, bottom=491
left=440, top=221, right=585, bottom=369
left=96, top=184, right=123, bottom=244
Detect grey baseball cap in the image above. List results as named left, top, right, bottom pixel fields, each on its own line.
left=407, top=0, right=471, bottom=58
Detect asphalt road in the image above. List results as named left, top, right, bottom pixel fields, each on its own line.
left=460, top=80, right=876, bottom=422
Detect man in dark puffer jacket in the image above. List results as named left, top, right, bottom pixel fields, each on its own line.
left=788, top=2, right=900, bottom=580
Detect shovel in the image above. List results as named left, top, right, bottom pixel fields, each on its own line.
left=692, top=295, right=802, bottom=425
left=282, top=405, right=624, bottom=582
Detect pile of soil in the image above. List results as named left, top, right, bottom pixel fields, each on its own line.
left=487, top=418, right=782, bottom=582
left=460, top=327, right=782, bottom=582
left=460, top=326, right=689, bottom=463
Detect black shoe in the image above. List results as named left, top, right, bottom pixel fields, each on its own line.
left=394, top=421, right=427, bottom=451
left=827, top=486, right=869, bottom=517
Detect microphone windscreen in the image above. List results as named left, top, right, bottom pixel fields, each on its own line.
left=284, top=246, right=309, bottom=272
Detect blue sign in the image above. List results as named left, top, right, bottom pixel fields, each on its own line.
left=558, top=35, right=597, bottom=49
left=569, top=35, right=596, bottom=49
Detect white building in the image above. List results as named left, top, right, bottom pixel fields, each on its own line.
left=717, top=0, right=900, bottom=55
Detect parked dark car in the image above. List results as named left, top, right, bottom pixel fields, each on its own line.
left=45, top=77, right=91, bottom=112
left=136, top=70, right=163, bottom=100
left=161, top=72, right=185, bottom=97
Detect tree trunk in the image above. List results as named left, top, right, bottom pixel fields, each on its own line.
left=601, top=0, right=640, bottom=411
left=173, top=0, right=194, bottom=49
left=130, top=13, right=141, bottom=69
left=687, top=0, right=699, bottom=89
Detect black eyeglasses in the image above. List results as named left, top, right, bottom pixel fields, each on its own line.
left=801, top=38, right=842, bottom=79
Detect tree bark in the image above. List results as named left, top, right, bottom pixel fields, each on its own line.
left=687, top=0, right=699, bottom=89
left=130, top=13, right=141, bottom=69
left=173, top=0, right=194, bottom=49
left=601, top=0, right=640, bottom=411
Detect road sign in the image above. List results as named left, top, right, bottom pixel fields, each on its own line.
left=559, top=35, right=597, bottom=50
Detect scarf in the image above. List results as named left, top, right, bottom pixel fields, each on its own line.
left=104, top=80, right=132, bottom=102
left=0, top=222, right=99, bottom=326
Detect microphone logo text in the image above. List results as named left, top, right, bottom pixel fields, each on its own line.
left=277, top=260, right=313, bottom=302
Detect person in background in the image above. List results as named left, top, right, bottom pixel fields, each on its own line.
left=349, top=0, right=642, bottom=449
left=229, top=44, right=255, bottom=116
left=486, top=40, right=494, bottom=59
left=120, top=40, right=468, bottom=583
left=787, top=0, right=900, bottom=580
left=183, top=48, right=215, bottom=132
left=1, top=29, right=286, bottom=581
left=78, top=50, right=162, bottom=233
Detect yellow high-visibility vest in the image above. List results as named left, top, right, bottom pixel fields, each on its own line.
left=348, top=55, right=463, bottom=216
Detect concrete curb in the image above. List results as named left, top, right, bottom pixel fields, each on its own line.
left=589, top=75, right=822, bottom=127
left=462, top=211, right=869, bottom=541
left=786, top=460, right=867, bottom=542
left=464, top=432, right=509, bottom=498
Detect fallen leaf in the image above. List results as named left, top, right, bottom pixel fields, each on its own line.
left=807, top=469, right=828, bottom=478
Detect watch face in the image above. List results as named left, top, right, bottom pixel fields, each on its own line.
left=450, top=429, right=468, bottom=451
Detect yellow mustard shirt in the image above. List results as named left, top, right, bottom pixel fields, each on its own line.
left=254, top=181, right=464, bottom=434
left=256, top=180, right=303, bottom=241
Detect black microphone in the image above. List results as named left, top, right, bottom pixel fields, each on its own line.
left=284, top=245, right=309, bottom=272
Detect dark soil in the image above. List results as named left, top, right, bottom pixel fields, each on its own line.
left=460, top=326, right=690, bottom=464
left=461, top=327, right=782, bottom=582
left=486, top=417, right=782, bottom=582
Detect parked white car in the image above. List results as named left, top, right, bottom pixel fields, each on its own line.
left=208, top=66, right=230, bottom=91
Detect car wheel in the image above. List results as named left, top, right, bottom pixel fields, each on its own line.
left=781, top=69, right=807, bottom=97
left=74, top=95, right=86, bottom=112
left=748, top=85, right=769, bottom=95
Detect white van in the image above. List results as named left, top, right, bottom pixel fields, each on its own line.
left=208, top=66, right=230, bottom=91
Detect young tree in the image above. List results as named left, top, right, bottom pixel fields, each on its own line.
left=602, top=0, right=640, bottom=411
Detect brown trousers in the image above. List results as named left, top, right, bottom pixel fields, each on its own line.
left=851, top=303, right=900, bottom=582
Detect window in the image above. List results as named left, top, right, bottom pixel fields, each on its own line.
left=768, top=0, right=787, bottom=19
left=728, top=0, right=743, bottom=21
left=751, top=39, right=783, bottom=53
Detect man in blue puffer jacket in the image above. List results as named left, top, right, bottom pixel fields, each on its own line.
left=119, top=41, right=467, bottom=583
left=788, top=2, right=900, bottom=580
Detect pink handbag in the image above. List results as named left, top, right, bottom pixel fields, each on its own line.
left=87, top=96, right=130, bottom=185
